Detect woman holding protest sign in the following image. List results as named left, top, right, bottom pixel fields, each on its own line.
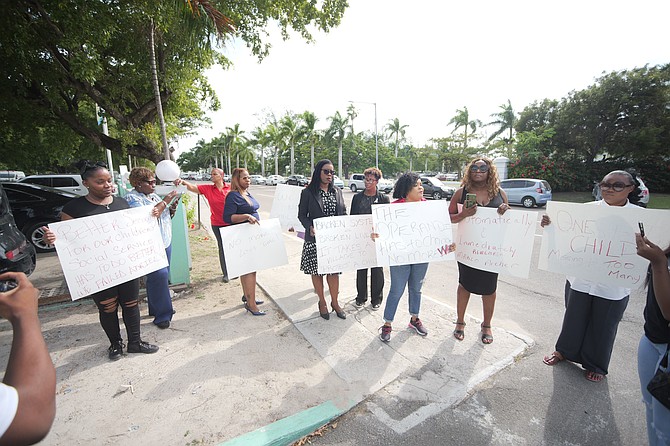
left=542, top=170, right=639, bottom=382
left=378, top=172, right=433, bottom=342
left=448, top=157, right=509, bottom=345
left=298, top=159, right=347, bottom=320
left=125, top=167, right=179, bottom=329
left=44, top=161, right=158, bottom=360
left=223, top=168, right=265, bottom=316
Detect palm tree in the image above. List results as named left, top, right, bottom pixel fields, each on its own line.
left=347, top=104, right=358, bottom=152
left=385, top=118, right=408, bottom=157
left=326, top=111, right=348, bottom=178
left=280, top=114, right=299, bottom=175
left=300, top=111, right=318, bottom=172
left=225, top=124, right=246, bottom=171
left=233, top=140, right=255, bottom=169
left=265, top=123, right=283, bottom=175
left=448, top=106, right=481, bottom=150
left=486, top=99, right=516, bottom=142
left=250, top=127, right=269, bottom=176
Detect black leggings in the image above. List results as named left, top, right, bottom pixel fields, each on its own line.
left=212, top=224, right=229, bottom=278
left=91, top=279, right=141, bottom=345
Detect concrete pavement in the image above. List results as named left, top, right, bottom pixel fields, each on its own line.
left=15, top=193, right=533, bottom=445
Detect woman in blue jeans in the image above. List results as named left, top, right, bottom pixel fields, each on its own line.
left=635, top=233, right=670, bottom=445
left=379, top=172, right=429, bottom=342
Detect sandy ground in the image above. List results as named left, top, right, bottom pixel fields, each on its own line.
left=0, top=228, right=346, bottom=445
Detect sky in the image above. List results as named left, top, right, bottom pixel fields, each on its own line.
left=174, top=0, right=670, bottom=158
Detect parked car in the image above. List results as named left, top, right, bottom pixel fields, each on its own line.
left=378, top=178, right=394, bottom=194
left=0, top=183, right=36, bottom=275
left=500, top=178, right=552, bottom=208
left=286, top=175, right=308, bottom=187
left=592, top=175, right=650, bottom=207
left=0, top=170, right=26, bottom=182
left=1, top=182, right=77, bottom=252
left=250, top=175, right=267, bottom=185
left=266, top=175, right=285, bottom=186
left=19, top=174, right=86, bottom=196
left=348, top=173, right=365, bottom=192
left=420, top=176, right=454, bottom=200
left=333, top=175, right=344, bottom=189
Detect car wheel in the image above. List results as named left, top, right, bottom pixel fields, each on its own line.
left=432, top=191, right=442, bottom=200
left=350, top=184, right=357, bottom=192
left=522, top=196, right=536, bottom=208
left=24, top=221, right=56, bottom=253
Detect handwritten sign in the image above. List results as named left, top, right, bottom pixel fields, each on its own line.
left=49, top=206, right=168, bottom=300
left=269, top=183, right=305, bottom=231
left=220, top=218, right=288, bottom=277
left=315, top=215, right=378, bottom=274
left=455, top=207, right=536, bottom=278
left=371, top=200, right=455, bottom=267
left=538, top=201, right=670, bottom=287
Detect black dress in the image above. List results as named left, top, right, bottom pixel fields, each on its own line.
left=300, top=189, right=337, bottom=275
left=457, top=188, right=504, bottom=295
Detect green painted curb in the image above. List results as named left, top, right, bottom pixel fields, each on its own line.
left=219, top=399, right=354, bottom=446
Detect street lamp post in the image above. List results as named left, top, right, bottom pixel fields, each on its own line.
left=348, top=100, right=378, bottom=168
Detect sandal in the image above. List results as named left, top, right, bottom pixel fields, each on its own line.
left=585, top=371, right=605, bottom=382
left=480, top=324, right=493, bottom=345
left=453, top=321, right=466, bottom=341
left=543, top=352, right=563, bottom=366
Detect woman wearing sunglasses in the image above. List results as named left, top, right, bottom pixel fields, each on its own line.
left=298, top=159, right=347, bottom=320
left=125, top=167, right=179, bottom=329
left=542, top=170, right=640, bottom=382
left=448, top=157, right=509, bottom=345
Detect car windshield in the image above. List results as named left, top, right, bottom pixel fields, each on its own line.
left=425, top=177, right=444, bottom=186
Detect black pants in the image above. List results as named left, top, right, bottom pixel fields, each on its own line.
left=212, top=224, right=229, bottom=279
left=356, top=267, right=384, bottom=305
left=91, top=278, right=141, bottom=345
left=555, top=281, right=629, bottom=375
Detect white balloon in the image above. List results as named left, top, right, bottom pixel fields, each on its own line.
left=155, top=160, right=180, bottom=181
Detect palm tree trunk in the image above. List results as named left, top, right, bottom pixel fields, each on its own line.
left=274, top=147, right=279, bottom=175
left=290, top=143, right=295, bottom=175
left=149, top=18, right=170, bottom=160
left=310, top=142, right=314, bottom=172
left=338, top=140, right=343, bottom=178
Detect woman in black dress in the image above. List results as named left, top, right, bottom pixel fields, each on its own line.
left=298, top=159, right=347, bottom=320
left=44, top=161, right=159, bottom=360
left=448, top=157, right=509, bottom=344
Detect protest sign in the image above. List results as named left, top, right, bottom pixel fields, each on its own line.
left=269, top=183, right=304, bottom=231
left=539, top=201, right=670, bottom=287
left=371, top=200, right=455, bottom=267
left=49, top=206, right=168, bottom=300
left=220, top=218, right=288, bottom=277
left=315, top=214, right=378, bottom=274
left=455, top=207, right=536, bottom=278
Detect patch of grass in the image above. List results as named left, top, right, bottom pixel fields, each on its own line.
left=648, top=194, right=670, bottom=209
left=551, top=192, right=670, bottom=209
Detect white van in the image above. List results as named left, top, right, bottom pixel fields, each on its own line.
left=0, top=170, right=26, bottom=182
left=19, top=174, right=87, bottom=196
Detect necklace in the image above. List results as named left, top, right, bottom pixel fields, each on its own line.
left=86, top=196, right=112, bottom=209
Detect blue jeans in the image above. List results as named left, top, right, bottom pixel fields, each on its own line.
left=638, top=335, right=670, bottom=446
left=146, top=245, right=174, bottom=325
left=383, top=263, right=428, bottom=323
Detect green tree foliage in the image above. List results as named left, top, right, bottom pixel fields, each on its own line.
left=0, top=0, right=347, bottom=167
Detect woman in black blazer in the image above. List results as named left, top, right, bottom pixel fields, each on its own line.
left=298, top=159, right=347, bottom=320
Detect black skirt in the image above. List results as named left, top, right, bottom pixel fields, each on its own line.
left=457, top=262, right=499, bottom=295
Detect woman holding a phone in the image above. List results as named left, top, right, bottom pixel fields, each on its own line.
left=448, top=157, right=509, bottom=344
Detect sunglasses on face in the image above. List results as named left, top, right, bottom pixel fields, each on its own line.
left=599, top=181, right=633, bottom=192
left=470, top=164, right=489, bottom=172
left=322, top=169, right=335, bottom=175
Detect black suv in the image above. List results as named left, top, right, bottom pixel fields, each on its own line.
left=286, top=175, right=308, bottom=187
left=0, top=183, right=36, bottom=276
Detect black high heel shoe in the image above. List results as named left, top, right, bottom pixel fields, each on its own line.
left=244, top=303, right=266, bottom=316
left=331, top=305, right=346, bottom=320
left=242, top=295, right=264, bottom=305
left=318, top=302, right=330, bottom=320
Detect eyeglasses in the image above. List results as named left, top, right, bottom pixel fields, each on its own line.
left=364, top=177, right=378, bottom=183
left=600, top=182, right=633, bottom=192
left=470, top=164, right=489, bottom=173
left=322, top=169, right=335, bottom=175
left=143, top=180, right=157, bottom=185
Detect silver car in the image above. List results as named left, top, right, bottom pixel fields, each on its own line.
left=500, top=178, right=552, bottom=208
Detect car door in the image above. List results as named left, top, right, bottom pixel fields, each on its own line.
left=52, top=176, right=86, bottom=195
left=500, top=180, right=522, bottom=204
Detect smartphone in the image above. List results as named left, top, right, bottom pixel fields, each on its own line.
left=0, top=280, right=17, bottom=292
left=465, top=193, right=477, bottom=208
left=638, top=221, right=645, bottom=237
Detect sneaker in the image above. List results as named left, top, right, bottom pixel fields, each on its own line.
left=108, top=341, right=124, bottom=361
left=409, top=318, right=428, bottom=336
left=355, top=300, right=365, bottom=307
left=379, top=325, right=392, bottom=342
left=127, top=340, right=159, bottom=354
left=371, top=303, right=381, bottom=311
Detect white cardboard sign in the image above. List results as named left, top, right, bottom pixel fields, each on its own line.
left=315, top=214, right=378, bottom=274
left=220, top=218, right=288, bottom=277
left=455, top=207, right=537, bottom=278
left=49, top=206, right=168, bottom=300
left=538, top=201, right=670, bottom=287
left=269, top=183, right=305, bottom=231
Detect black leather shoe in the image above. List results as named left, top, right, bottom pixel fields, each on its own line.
left=156, top=321, right=170, bottom=329
left=127, top=340, right=159, bottom=354
left=108, top=341, right=124, bottom=361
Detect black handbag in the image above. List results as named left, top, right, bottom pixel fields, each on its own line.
left=647, top=345, right=670, bottom=410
